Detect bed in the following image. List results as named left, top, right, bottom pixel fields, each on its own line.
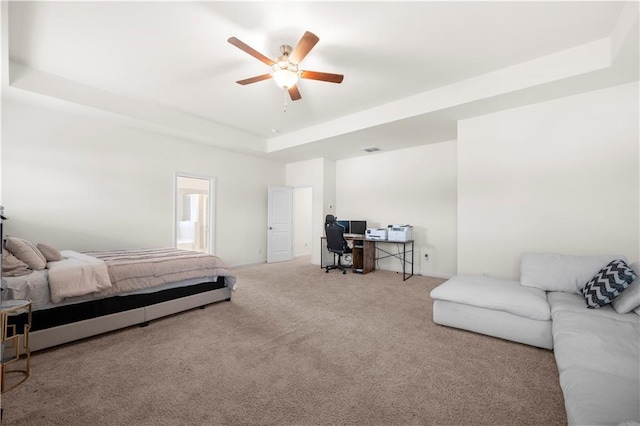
left=2, top=244, right=237, bottom=352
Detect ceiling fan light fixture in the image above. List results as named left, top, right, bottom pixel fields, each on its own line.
left=272, top=67, right=299, bottom=90
left=228, top=32, right=343, bottom=100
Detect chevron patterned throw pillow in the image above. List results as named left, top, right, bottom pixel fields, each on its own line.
left=581, top=259, right=637, bottom=309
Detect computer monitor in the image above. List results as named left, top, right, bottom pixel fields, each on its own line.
left=350, top=220, right=367, bottom=235
left=336, top=220, right=350, bottom=233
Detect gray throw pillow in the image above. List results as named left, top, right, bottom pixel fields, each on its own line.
left=36, top=243, right=63, bottom=262
left=581, top=259, right=637, bottom=309
left=5, top=237, right=47, bottom=270
left=611, top=261, right=639, bottom=314
left=2, top=249, right=32, bottom=277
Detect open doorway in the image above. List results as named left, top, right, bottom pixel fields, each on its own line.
left=175, top=174, right=215, bottom=254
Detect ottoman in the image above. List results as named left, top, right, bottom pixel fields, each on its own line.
left=430, top=275, right=553, bottom=349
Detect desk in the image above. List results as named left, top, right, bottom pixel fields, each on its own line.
left=321, top=236, right=414, bottom=281
left=373, top=239, right=414, bottom=281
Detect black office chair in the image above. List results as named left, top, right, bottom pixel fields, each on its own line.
left=325, top=215, right=352, bottom=274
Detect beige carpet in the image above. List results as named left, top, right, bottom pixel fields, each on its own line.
left=1, top=257, right=566, bottom=425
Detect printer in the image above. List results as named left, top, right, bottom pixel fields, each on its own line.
left=365, top=228, right=388, bottom=240
left=387, top=225, right=413, bottom=242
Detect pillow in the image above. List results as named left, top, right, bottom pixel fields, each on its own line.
left=5, top=237, right=47, bottom=271
left=611, top=261, right=639, bottom=314
left=36, top=243, right=63, bottom=262
left=581, top=259, right=637, bottom=309
left=1, top=249, right=32, bottom=277
left=520, top=253, right=626, bottom=294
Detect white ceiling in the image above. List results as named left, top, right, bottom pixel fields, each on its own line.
left=4, top=1, right=639, bottom=163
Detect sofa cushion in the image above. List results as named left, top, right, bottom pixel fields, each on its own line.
left=521, top=253, right=626, bottom=294
left=548, top=292, right=640, bottom=324
left=581, top=259, right=637, bottom=309
left=559, top=368, right=640, bottom=426
left=548, top=291, right=640, bottom=425
left=549, top=293, right=640, bottom=377
left=433, top=300, right=553, bottom=349
left=612, top=261, right=640, bottom=314
left=430, top=275, right=550, bottom=321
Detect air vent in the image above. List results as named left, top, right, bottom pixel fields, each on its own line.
left=360, top=146, right=381, bottom=153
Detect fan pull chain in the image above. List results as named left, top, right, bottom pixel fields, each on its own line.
left=277, top=91, right=287, bottom=132
left=283, top=89, right=288, bottom=113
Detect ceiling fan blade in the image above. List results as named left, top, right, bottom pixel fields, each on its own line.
left=236, top=73, right=272, bottom=85
left=288, top=85, right=302, bottom=101
left=289, top=31, right=319, bottom=64
left=300, top=70, right=344, bottom=84
left=227, top=37, right=275, bottom=66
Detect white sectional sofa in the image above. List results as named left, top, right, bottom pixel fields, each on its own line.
left=431, top=275, right=554, bottom=349
left=430, top=254, right=640, bottom=426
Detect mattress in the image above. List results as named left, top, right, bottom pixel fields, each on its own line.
left=3, top=269, right=221, bottom=311
left=9, top=277, right=227, bottom=333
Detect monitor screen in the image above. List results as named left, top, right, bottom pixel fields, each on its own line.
left=336, top=220, right=350, bottom=233
left=350, top=220, right=367, bottom=235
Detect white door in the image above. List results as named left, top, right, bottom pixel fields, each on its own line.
left=267, top=186, right=293, bottom=263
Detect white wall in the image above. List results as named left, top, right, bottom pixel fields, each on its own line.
left=5, top=82, right=636, bottom=277
left=293, top=186, right=312, bottom=257
left=336, top=141, right=458, bottom=277
left=458, top=82, right=639, bottom=279
left=1, top=100, right=285, bottom=266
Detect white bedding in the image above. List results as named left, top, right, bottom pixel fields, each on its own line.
left=3, top=269, right=50, bottom=310
left=2, top=248, right=230, bottom=310
left=4, top=252, right=113, bottom=307
left=47, top=250, right=113, bottom=303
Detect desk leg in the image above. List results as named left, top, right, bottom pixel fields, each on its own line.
left=411, top=241, right=414, bottom=278
left=363, top=240, right=376, bottom=274
left=402, top=242, right=406, bottom=279
left=352, top=243, right=363, bottom=273
left=400, top=241, right=414, bottom=281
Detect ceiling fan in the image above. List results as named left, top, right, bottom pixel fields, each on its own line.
left=227, top=31, right=344, bottom=101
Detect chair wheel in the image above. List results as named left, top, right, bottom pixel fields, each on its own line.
left=342, top=270, right=346, bottom=274
left=325, top=269, right=329, bottom=273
